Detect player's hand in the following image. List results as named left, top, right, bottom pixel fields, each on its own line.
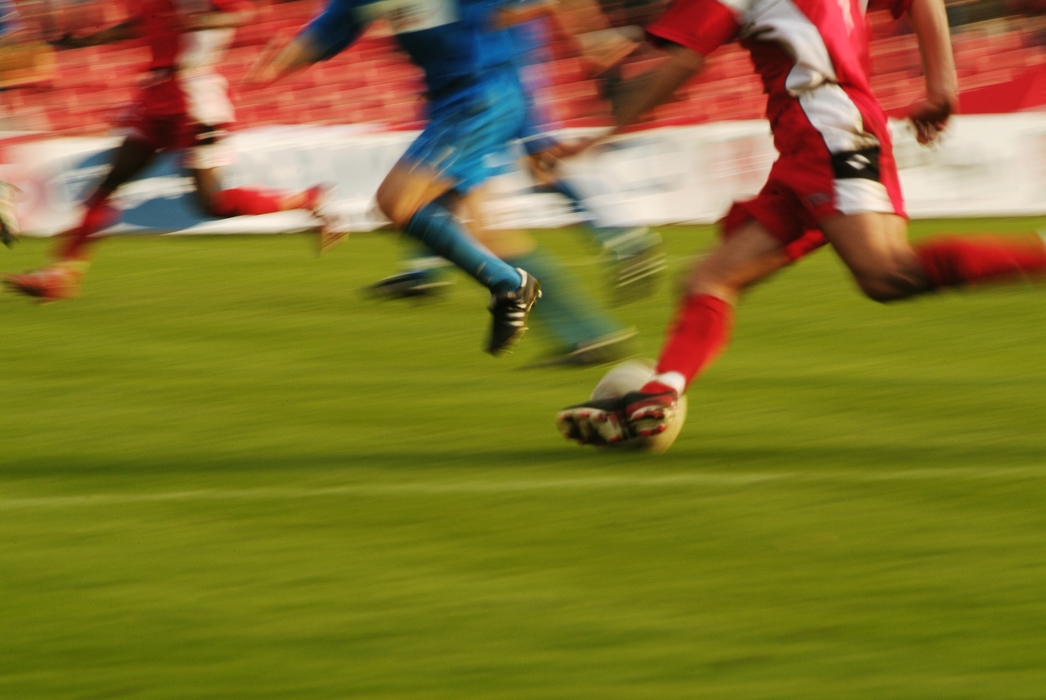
left=908, top=92, right=957, bottom=145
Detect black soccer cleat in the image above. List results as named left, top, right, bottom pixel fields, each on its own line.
left=487, top=268, right=541, bottom=355
left=364, top=271, right=451, bottom=300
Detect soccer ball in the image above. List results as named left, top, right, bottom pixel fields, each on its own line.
left=590, top=360, right=688, bottom=454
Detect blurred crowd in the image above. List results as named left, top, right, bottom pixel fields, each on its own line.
left=2, top=0, right=1046, bottom=136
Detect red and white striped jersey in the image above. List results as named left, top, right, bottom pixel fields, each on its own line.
left=130, top=0, right=250, bottom=122
left=647, top=0, right=912, bottom=154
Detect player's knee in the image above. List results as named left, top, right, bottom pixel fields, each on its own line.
left=374, top=185, right=398, bottom=224
left=375, top=184, right=417, bottom=228
left=854, top=267, right=927, bottom=303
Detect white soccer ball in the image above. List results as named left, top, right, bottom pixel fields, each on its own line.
left=590, top=360, right=688, bottom=453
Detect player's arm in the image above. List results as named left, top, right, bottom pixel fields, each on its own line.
left=52, top=19, right=141, bottom=48
left=185, top=1, right=258, bottom=31
left=610, top=45, right=705, bottom=132
left=904, top=0, right=958, bottom=144
left=557, top=0, right=736, bottom=155
left=244, top=0, right=365, bottom=86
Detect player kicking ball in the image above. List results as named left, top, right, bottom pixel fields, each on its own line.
left=558, top=0, right=1046, bottom=448
left=4, top=0, right=330, bottom=302
left=245, top=0, right=543, bottom=355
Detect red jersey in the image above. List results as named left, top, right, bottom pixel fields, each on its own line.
left=130, top=0, right=248, bottom=118
left=647, top=0, right=911, bottom=156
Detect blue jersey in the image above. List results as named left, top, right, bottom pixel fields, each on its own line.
left=303, top=0, right=520, bottom=98
left=507, top=18, right=558, bottom=154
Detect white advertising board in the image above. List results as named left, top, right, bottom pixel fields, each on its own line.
left=4, top=114, right=1046, bottom=237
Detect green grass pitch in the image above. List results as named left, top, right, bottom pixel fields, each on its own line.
left=1, top=221, right=1044, bottom=699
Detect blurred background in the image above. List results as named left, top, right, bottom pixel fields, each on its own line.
left=3, top=4, right=1045, bottom=699
left=3, top=0, right=1046, bottom=136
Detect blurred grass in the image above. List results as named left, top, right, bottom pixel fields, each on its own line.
left=1, top=221, right=1044, bottom=699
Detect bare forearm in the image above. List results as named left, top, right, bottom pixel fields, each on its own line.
left=611, top=45, right=704, bottom=132
left=71, top=19, right=139, bottom=47
left=245, top=34, right=322, bottom=86
left=908, top=0, right=957, bottom=105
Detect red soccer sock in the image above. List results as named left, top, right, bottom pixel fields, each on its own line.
left=643, top=293, right=734, bottom=395
left=210, top=187, right=289, bottom=217
left=916, top=234, right=1046, bottom=288
left=56, top=192, right=117, bottom=261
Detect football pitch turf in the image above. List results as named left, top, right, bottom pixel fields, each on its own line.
left=1, top=222, right=1044, bottom=698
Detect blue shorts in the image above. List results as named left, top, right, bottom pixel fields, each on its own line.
left=400, top=66, right=527, bottom=195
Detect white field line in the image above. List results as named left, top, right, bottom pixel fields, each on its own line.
left=1, top=466, right=1044, bottom=510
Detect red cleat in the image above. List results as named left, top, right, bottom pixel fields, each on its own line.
left=623, top=389, right=680, bottom=438
left=4, top=263, right=85, bottom=301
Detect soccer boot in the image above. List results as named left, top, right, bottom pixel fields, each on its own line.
left=525, top=328, right=637, bottom=368
left=623, top=387, right=680, bottom=438
left=487, top=268, right=541, bottom=355
left=0, top=181, right=20, bottom=248
left=556, top=396, right=630, bottom=445
left=304, top=184, right=348, bottom=254
left=3, top=261, right=86, bottom=301
left=365, top=270, right=451, bottom=300
left=605, top=228, right=667, bottom=306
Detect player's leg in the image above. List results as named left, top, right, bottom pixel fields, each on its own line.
left=186, top=124, right=330, bottom=228
left=376, top=70, right=546, bottom=355
left=4, top=134, right=158, bottom=299
left=365, top=246, right=452, bottom=299
left=461, top=185, right=634, bottom=365
left=524, top=151, right=666, bottom=304
left=376, top=162, right=539, bottom=355
left=818, top=212, right=1046, bottom=302
left=191, top=168, right=327, bottom=218
left=557, top=219, right=785, bottom=444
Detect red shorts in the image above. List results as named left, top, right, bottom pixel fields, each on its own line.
left=721, top=95, right=906, bottom=263
left=120, top=76, right=235, bottom=169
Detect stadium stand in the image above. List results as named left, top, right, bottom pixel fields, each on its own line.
left=3, top=0, right=1046, bottom=135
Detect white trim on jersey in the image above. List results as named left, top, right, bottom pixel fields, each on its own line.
left=740, top=0, right=839, bottom=93
left=178, top=28, right=236, bottom=127
left=797, top=84, right=879, bottom=154
left=726, top=0, right=896, bottom=215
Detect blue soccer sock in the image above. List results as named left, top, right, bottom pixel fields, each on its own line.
left=405, top=201, right=522, bottom=294
left=505, top=249, right=622, bottom=348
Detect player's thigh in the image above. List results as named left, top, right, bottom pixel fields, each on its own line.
left=101, top=135, right=160, bottom=189
left=687, top=218, right=784, bottom=300
left=820, top=210, right=912, bottom=272
left=818, top=212, right=924, bottom=299
left=375, top=163, right=455, bottom=228
left=379, top=74, right=526, bottom=227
